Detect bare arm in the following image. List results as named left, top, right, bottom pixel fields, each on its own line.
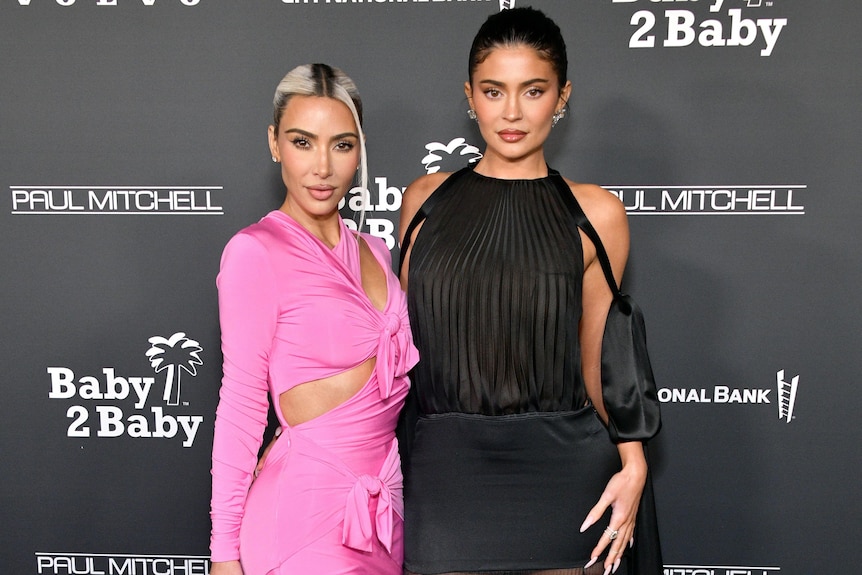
left=209, top=561, right=243, bottom=575
left=397, top=172, right=451, bottom=291
left=570, top=180, right=647, bottom=574
left=574, top=180, right=629, bottom=422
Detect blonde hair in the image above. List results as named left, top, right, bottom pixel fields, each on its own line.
left=273, top=63, right=368, bottom=230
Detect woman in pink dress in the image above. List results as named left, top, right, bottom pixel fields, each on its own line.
left=209, top=63, right=419, bottom=575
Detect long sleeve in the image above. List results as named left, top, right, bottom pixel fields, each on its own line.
left=210, top=231, right=279, bottom=562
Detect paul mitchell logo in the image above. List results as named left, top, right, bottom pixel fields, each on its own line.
left=10, top=186, right=224, bottom=215
left=47, top=331, right=205, bottom=447
left=35, top=553, right=210, bottom=575
left=606, top=185, right=806, bottom=216
left=499, top=0, right=514, bottom=11
left=664, top=566, right=780, bottom=575
left=776, top=369, right=798, bottom=423
left=612, top=0, right=788, bottom=57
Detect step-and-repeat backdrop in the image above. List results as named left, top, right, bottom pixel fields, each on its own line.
left=2, top=1, right=860, bottom=574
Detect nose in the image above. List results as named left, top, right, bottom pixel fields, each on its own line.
left=314, top=148, right=332, bottom=178
left=503, top=95, right=522, bottom=121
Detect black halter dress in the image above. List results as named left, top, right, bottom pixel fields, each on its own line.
left=402, top=167, right=627, bottom=574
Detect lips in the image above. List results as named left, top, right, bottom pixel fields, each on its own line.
left=307, top=185, right=336, bottom=200
left=498, top=129, right=527, bottom=143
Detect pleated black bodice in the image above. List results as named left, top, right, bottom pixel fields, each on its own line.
left=407, top=167, right=587, bottom=416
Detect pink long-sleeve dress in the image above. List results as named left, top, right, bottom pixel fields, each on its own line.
left=209, top=210, right=418, bottom=575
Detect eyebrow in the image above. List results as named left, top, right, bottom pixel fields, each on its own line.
left=477, top=78, right=551, bottom=88
left=284, top=128, right=359, bottom=140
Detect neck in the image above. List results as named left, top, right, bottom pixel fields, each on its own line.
left=472, top=151, right=548, bottom=180
left=279, top=201, right=342, bottom=249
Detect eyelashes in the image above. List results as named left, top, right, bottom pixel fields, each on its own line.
left=482, top=87, right=546, bottom=99
left=288, top=137, right=356, bottom=152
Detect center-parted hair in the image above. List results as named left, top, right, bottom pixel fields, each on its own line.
left=272, top=63, right=364, bottom=131
left=468, top=7, right=568, bottom=91
left=272, top=63, right=369, bottom=228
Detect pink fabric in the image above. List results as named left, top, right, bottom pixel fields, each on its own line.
left=342, top=443, right=401, bottom=554
left=209, top=211, right=418, bottom=574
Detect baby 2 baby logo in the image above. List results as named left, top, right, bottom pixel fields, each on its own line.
left=613, top=0, right=788, bottom=57
left=47, top=332, right=205, bottom=448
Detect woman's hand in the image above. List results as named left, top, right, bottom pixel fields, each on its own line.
left=580, top=442, right=647, bottom=574
left=210, top=560, right=243, bottom=575
left=254, top=428, right=281, bottom=478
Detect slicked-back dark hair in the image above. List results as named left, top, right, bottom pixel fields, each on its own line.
left=468, top=7, right=568, bottom=91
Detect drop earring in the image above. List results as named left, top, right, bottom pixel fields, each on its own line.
left=552, top=108, right=566, bottom=127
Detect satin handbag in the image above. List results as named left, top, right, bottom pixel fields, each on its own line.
left=549, top=169, right=662, bottom=443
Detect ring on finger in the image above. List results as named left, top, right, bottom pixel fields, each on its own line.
left=604, top=527, right=619, bottom=541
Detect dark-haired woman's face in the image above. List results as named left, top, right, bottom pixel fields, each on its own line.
left=466, top=45, right=571, bottom=167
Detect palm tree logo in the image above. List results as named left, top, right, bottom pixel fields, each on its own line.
left=421, top=138, right=482, bottom=174
left=145, top=332, right=203, bottom=406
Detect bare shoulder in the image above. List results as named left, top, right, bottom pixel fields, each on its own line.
left=399, top=171, right=452, bottom=238
left=402, top=172, right=451, bottom=213
left=564, top=177, right=628, bottom=239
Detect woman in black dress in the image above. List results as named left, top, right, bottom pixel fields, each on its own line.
left=398, top=8, right=661, bottom=575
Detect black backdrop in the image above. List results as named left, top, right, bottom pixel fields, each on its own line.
left=2, top=1, right=860, bottom=574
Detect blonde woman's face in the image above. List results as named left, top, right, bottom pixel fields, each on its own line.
left=268, top=96, right=360, bottom=225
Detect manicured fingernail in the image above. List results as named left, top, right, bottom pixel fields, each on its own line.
left=584, top=557, right=598, bottom=569
left=579, top=520, right=589, bottom=533
left=612, top=558, right=621, bottom=573
left=629, top=536, right=634, bottom=548
left=603, top=565, right=612, bottom=575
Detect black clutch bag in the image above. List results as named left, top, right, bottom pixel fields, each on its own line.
left=549, top=169, right=662, bottom=443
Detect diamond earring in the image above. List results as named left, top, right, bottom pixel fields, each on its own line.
left=467, top=109, right=478, bottom=121
left=552, top=108, right=567, bottom=127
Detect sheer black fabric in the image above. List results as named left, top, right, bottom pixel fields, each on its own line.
left=402, top=167, right=659, bottom=575
left=406, top=169, right=586, bottom=416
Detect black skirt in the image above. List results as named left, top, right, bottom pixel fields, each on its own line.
left=403, top=407, right=625, bottom=574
